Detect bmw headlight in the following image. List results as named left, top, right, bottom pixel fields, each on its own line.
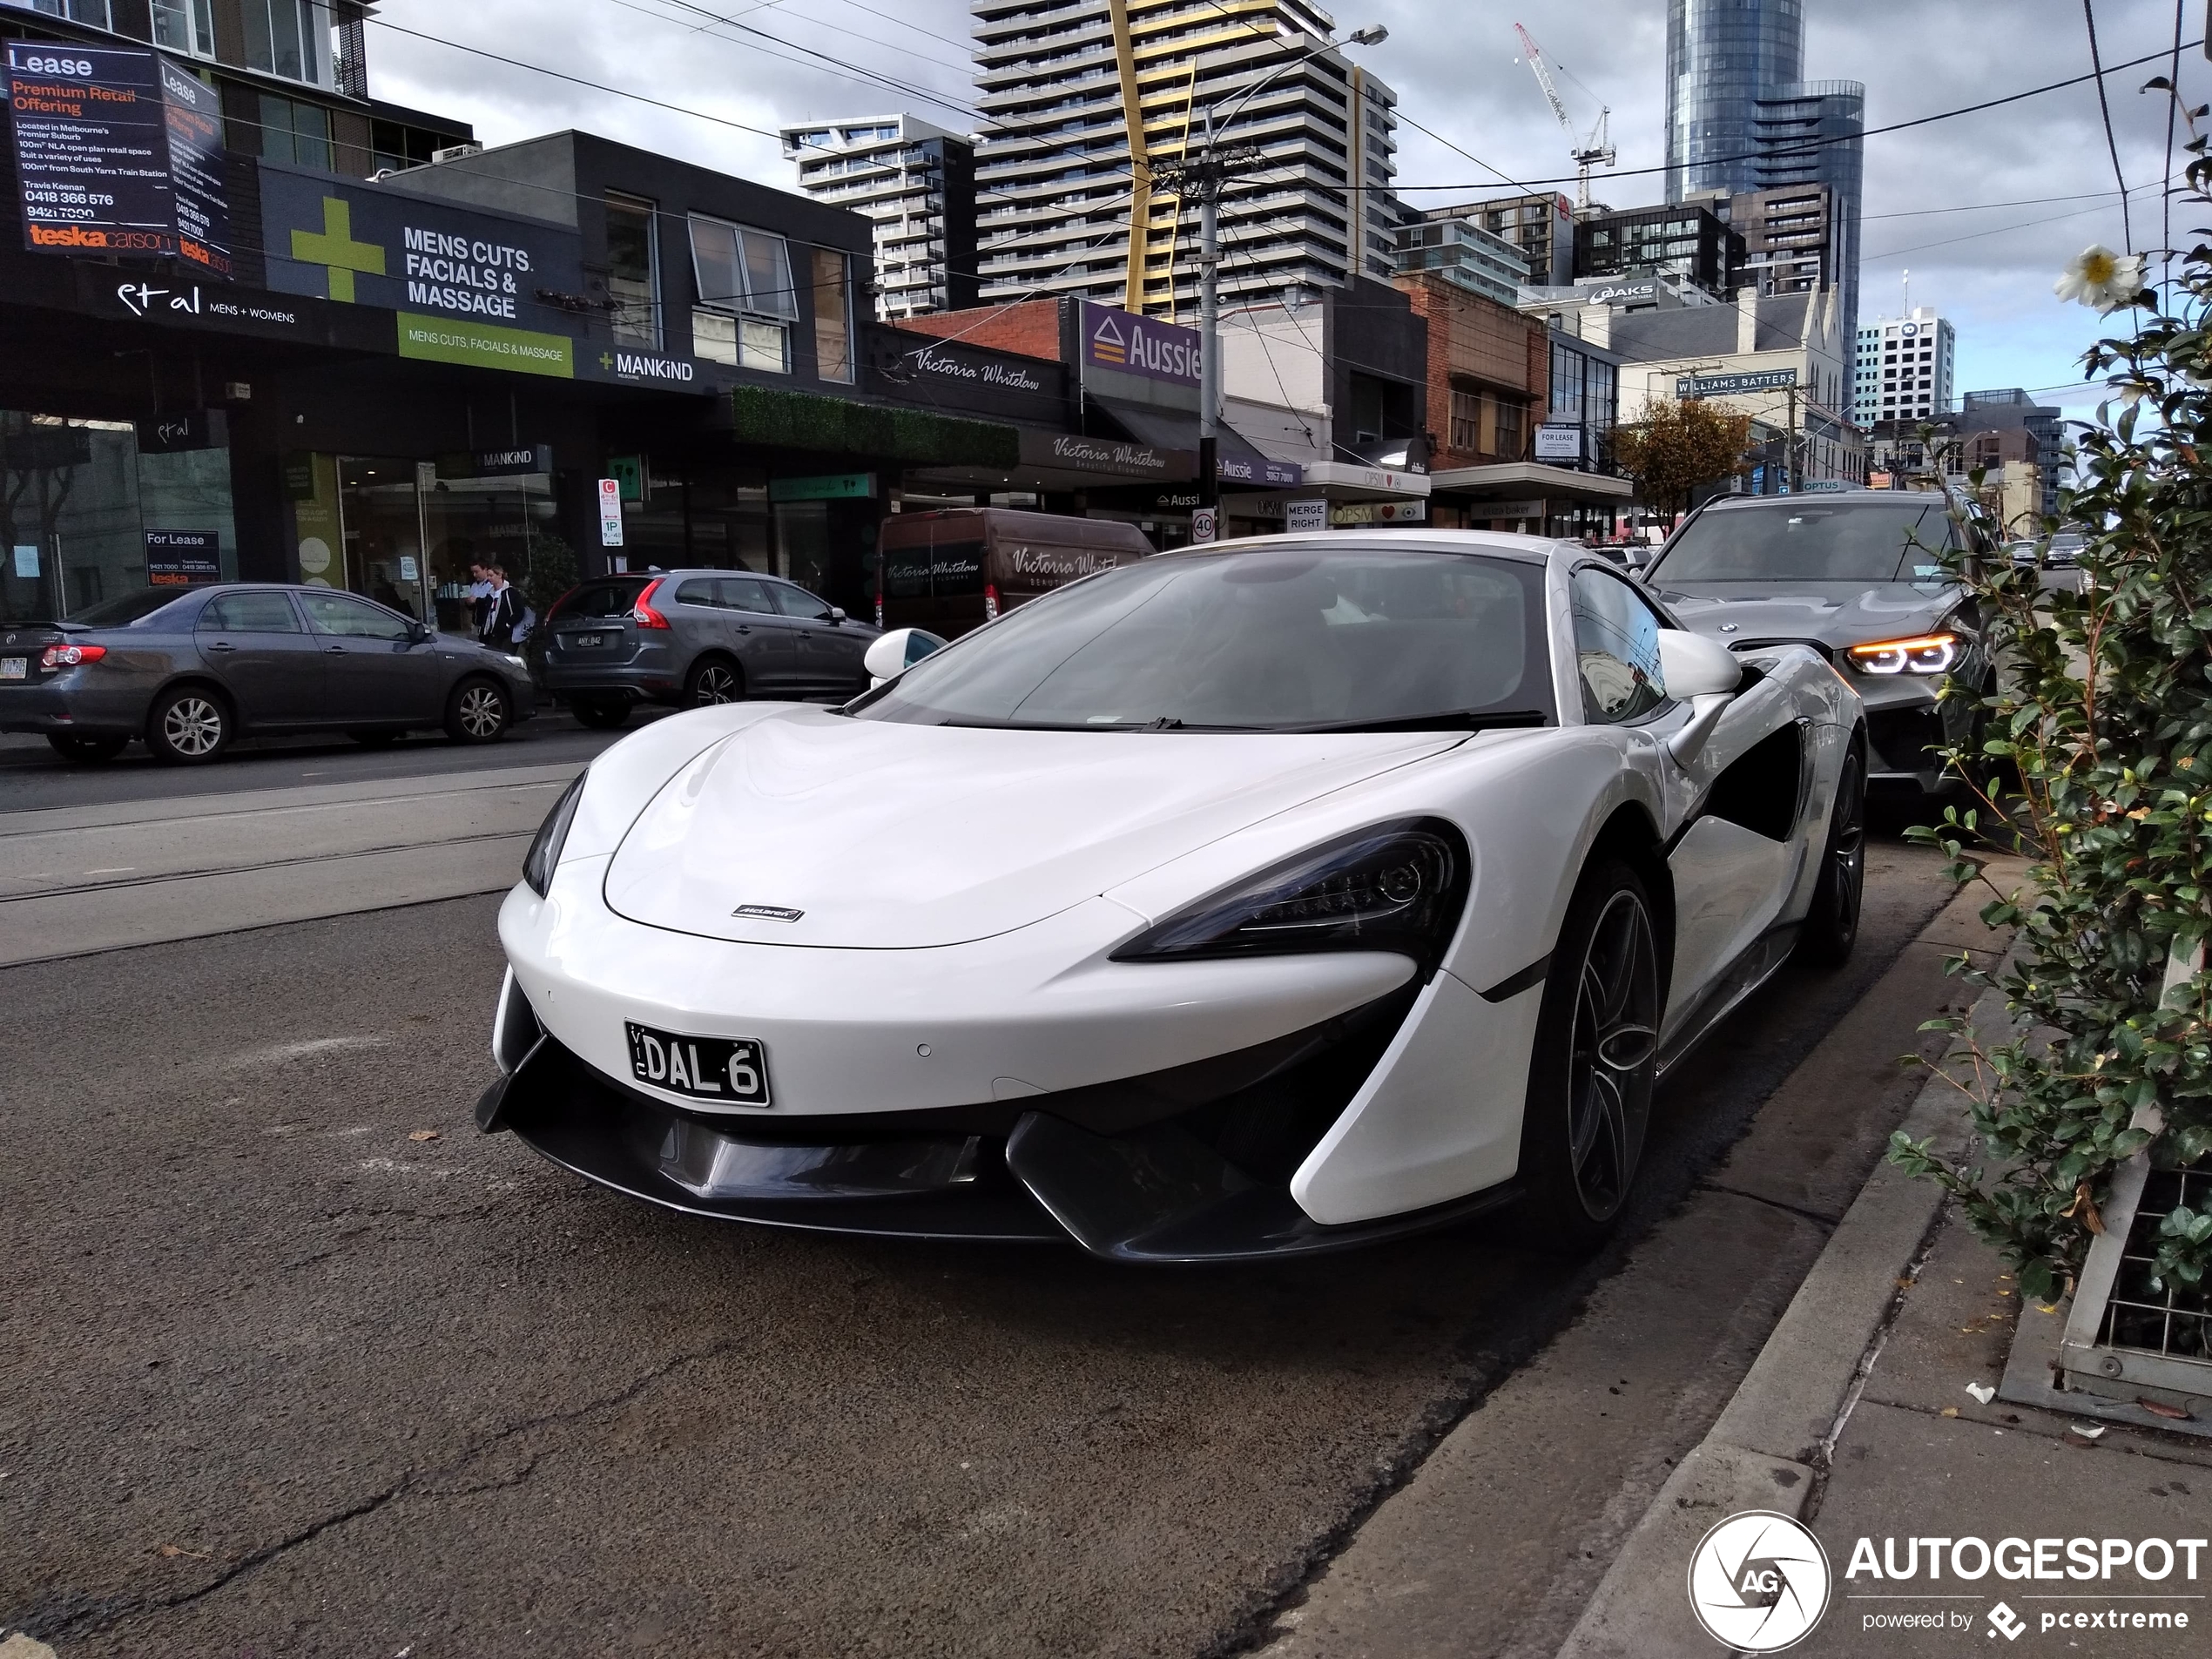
left=523, top=772, right=586, bottom=898
left=1111, top=819, right=1469, bottom=971
left=1846, top=632, right=1959, bottom=676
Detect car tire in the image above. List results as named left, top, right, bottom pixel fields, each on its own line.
left=685, top=656, right=744, bottom=706
left=1795, top=741, right=1866, bottom=968
left=145, top=685, right=232, bottom=765
left=444, top=677, right=509, bottom=745
left=46, top=732, right=129, bottom=763
left=1514, top=859, right=1662, bottom=1255
left=570, top=695, right=631, bottom=731
left=349, top=729, right=402, bottom=747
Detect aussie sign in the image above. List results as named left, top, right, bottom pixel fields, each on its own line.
left=1080, top=301, right=1201, bottom=388
left=8, top=43, right=232, bottom=277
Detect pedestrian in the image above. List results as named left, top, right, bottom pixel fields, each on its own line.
left=467, top=562, right=493, bottom=636
left=478, top=563, right=522, bottom=650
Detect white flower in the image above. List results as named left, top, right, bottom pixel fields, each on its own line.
left=2055, top=245, right=2148, bottom=313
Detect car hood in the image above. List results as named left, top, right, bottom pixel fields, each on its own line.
left=1653, top=580, right=1959, bottom=650
left=602, top=706, right=1463, bottom=948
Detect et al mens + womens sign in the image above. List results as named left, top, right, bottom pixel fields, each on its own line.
left=258, top=163, right=588, bottom=379
left=7, top=42, right=231, bottom=277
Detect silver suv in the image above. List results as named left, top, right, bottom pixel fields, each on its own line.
left=542, top=570, right=880, bottom=729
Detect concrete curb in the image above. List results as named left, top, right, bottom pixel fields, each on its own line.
left=1554, top=986, right=2004, bottom=1659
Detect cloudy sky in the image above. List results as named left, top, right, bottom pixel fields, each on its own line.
left=367, top=0, right=2197, bottom=411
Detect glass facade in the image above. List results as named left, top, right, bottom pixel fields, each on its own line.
left=1752, top=82, right=1864, bottom=345
left=1666, top=0, right=1804, bottom=201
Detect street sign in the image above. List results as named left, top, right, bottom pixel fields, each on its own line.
left=1190, top=506, right=1218, bottom=544
left=1285, top=499, right=1329, bottom=533
left=607, top=454, right=647, bottom=502
left=597, top=478, right=624, bottom=548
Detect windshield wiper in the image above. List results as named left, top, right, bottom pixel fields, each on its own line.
left=1273, top=708, right=1550, bottom=735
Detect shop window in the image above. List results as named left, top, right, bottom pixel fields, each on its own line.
left=606, top=193, right=661, bottom=349
left=260, top=94, right=333, bottom=172
left=1449, top=388, right=1480, bottom=453
left=811, top=248, right=854, bottom=384
left=152, top=0, right=216, bottom=55
left=1494, top=397, right=1526, bottom=461
left=689, top=215, right=796, bottom=374
left=15, top=0, right=111, bottom=23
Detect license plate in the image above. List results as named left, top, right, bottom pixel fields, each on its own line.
left=625, top=1021, right=770, bottom=1106
left=573, top=632, right=604, bottom=648
left=0, top=658, right=24, bottom=679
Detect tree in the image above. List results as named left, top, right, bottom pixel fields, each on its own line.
left=517, top=529, right=579, bottom=675
left=1606, top=399, right=1751, bottom=523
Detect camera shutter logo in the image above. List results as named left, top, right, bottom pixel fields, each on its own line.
left=1686, top=1510, right=1831, bottom=1652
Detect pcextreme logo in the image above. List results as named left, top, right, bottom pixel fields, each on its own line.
left=1688, top=1511, right=1831, bottom=1652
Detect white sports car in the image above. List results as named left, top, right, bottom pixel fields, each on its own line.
left=480, top=531, right=1865, bottom=1261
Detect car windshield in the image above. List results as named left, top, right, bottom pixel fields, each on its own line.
left=1652, top=502, right=1958, bottom=584
left=65, top=588, right=196, bottom=627
left=849, top=545, right=1552, bottom=732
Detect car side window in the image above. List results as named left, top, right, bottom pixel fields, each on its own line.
left=199, top=592, right=301, bottom=633
left=719, top=577, right=774, bottom=613
left=1571, top=567, right=1669, bottom=725
left=673, top=578, right=722, bottom=609
left=769, top=583, right=833, bottom=621
left=301, top=591, right=413, bottom=641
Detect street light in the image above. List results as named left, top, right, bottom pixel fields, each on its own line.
left=1151, top=26, right=1386, bottom=523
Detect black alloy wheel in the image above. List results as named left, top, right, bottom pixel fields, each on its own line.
left=570, top=695, right=631, bottom=731
left=444, top=678, right=509, bottom=745
left=45, top=732, right=129, bottom=763
left=686, top=658, right=743, bottom=706
left=145, top=685, right=232, bottom=765
left=1795, top=743, right=1866, bottom=967
left=1516, top=860, right=1662, bottom=1253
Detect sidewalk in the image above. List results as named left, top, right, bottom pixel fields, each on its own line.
left=1559, top=939, right=2212, bottom=1654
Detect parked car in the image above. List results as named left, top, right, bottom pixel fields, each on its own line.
left=877, top=508, right=1154, bottom=637
left=480, top=529, right=1866, bottom=1262
left=0, top=583, right=536, bottom=765
left=1642, top=491, right=1993, bottom=801
left=540, top=569, right=879, bottom=730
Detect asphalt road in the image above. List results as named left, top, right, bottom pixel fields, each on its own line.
left=0, top=706, right=667, bottom=813
left=0, top=844, right=1962, bottom=1658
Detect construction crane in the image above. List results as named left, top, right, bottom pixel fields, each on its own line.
left=1513, top=24, right=1615, bottom=211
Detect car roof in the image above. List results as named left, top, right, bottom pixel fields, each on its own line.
left=1699, top=492, right=1942, bottom=510
left=1174, top=528, right=1574, bottom=564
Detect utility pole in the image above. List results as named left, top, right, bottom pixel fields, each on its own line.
left=1150, top=27, right=1386, bottom=528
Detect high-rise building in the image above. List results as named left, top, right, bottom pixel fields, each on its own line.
left=1959, top=388, right=2064, bottom=519
left=780, top=116, right=979, bottom=319
left=1393, top=215, right=1528, bottom=306
left=1853, top=306, right=1955, bottom=428
left=968, top=0, right=1399, bottom=315
left=1423, top=192, right=1574, bottom=287
left=1574, top=203, right=1743, bottom=299
left=1665, top=2, right=1862, bottom=341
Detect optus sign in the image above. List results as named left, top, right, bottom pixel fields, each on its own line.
left=1080, top=301, right=1200, bottom=388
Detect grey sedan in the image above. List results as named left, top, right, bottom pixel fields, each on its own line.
left=0, top=583, right=536, bottom=765
left=1642, top=491, right=1992, bottom=800
left=541, top=569, right=879, bottom=729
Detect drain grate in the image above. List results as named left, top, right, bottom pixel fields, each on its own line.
left=2095, top=1167, right=2212, bottom=1361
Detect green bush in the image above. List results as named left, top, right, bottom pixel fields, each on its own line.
left=1888, top=239, right=2212, bottom=1303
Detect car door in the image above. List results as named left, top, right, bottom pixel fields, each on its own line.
left=193, top=590, right=325, bottom=726
left=298, top=590, right=445, bottom=725
left=1568, top=565, right=1798, bottom=1028
left=720, top=576, right=798, bottom=693
left=767, top=579, right=865, bottom=692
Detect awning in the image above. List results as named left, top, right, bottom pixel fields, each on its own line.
left=1089, top=397, right=1302, bottom=487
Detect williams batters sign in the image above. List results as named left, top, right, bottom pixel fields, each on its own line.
left=1677, top=368, right=1799, bottom=398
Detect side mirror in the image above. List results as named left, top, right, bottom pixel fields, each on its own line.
left=827, top=606, right=847, bottom=624
left=862, top=626, right=946, bottom=685
left=410, top=622, right=435, bottom=644
left=1625, top=546, right=1654, bottom=571
left=1656, top=630, right=1742, bottom=766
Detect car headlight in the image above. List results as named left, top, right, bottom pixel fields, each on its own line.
left=1110, top=819, right=1469, bottom=972
left=1846, top=632, right=1959, bottom=676
left=523, top=772, right=586, bottom=898
left=502, top=653, right=529, bottom=673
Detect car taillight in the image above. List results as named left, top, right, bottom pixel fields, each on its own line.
left=41, top=643, right=106, bottom=671
left=631, top=579, right=671, bottom=630
left=983, top=583, right=1001, bottom=621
